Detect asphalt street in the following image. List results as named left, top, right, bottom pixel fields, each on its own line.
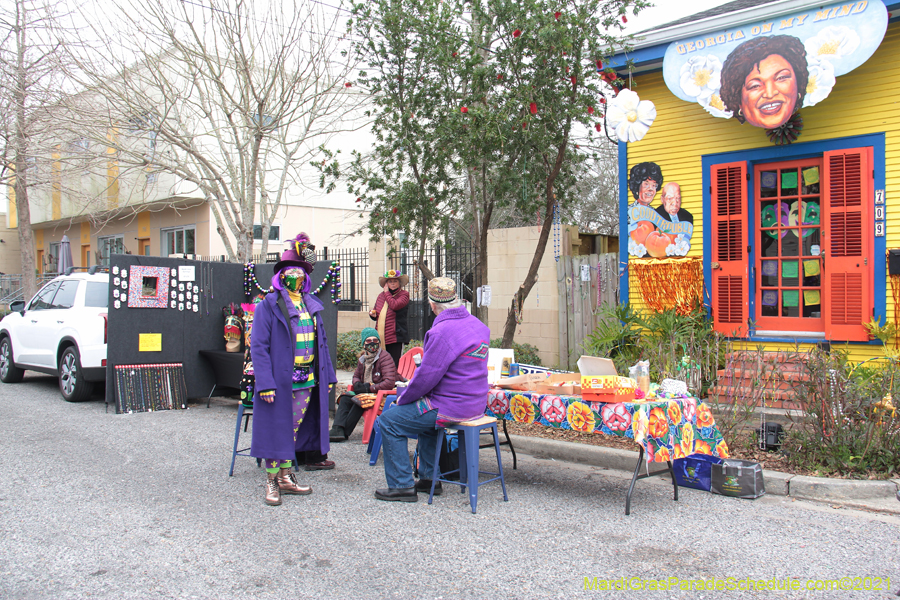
left=2, top=373, right=899, bottom=600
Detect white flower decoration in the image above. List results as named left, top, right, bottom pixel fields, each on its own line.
left=666, top=235, right=691, bottom=257
left=628, top=238, right=647, bottom=258
left=606, top=89, right=656, bottom=143
left=803, top=57, right=836, bottom=107
left=679, top=55, right=724, bottom=99
left=804, top=26, right=860, bottom=60
left=697, top=89, right=733, bottom=119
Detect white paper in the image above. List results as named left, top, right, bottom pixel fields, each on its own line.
left=486, top=348, right=515, bottom=384
left=581, top=265, right=590, bottom=281
left=810, top=245, right=820, bottom=256
left=178, top=266, right=196, bottom=282
left=481, top=285, right=491, bottom=307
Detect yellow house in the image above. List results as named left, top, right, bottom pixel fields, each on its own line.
left=611, top=0, right=897, bottom=363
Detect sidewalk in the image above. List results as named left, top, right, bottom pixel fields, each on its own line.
left=336, top=369, right=900, bottom=513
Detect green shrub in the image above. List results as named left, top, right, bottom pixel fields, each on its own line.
left=785, top=348, right=900, bottom=478
left=336, top=330, right=363, bottom=370
left=490, top=338, right=542, bottom=366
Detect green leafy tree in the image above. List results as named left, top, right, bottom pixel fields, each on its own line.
left=325, top=0, right=646, bottom=338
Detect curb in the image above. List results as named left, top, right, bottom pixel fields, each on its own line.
left=506, top=434, right=900, bottom=510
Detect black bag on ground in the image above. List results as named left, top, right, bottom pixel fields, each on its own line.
left=711, top=459, right=766, bottom=499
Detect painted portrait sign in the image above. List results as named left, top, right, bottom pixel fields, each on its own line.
left=662, top=0, right=888, bottom=129
left=627, top=162, right=694, bottom=258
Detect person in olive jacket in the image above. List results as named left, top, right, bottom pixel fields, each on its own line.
left=369, top=270, right=410, bottom=367
left=329, top=328, right=397, bottom=442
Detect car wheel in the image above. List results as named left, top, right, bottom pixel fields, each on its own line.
left=0, top=337, right=25, bottom=383
left=59, top=346, right=93, bottom=402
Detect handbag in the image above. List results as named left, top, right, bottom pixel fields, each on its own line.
left=354, top=393, right=377, bottom=409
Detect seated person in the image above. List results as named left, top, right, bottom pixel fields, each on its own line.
left=329, top=328, right=397, bottom=442
left=374, top=277, right=490, bottom=503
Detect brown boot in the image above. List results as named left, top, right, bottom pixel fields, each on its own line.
left=265, top=473, right=282, bottom=506
left=277, top=468, right=312, bottom=495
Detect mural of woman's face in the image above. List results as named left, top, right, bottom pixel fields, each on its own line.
left=740, top=54, right=798, bottom=129
left=638, top=178, right=658, bottom=206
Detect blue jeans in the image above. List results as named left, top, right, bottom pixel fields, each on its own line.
left=379, top=400, right=438, bottom=489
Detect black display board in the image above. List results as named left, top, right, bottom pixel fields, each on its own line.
left=104, top=255, right=338, bottom=410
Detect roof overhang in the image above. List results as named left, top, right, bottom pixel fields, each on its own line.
left=33, top=196, right=206, bottom=232
left=611, top=0, right=900, bottom=73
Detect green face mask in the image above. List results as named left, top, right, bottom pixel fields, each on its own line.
left=282, top=268, right=305, bottom=292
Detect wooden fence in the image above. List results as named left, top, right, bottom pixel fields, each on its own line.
left=557, top=253, right=620, bottom=370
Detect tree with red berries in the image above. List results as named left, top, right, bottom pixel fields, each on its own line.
left=323, top=0, right=646, bottom=340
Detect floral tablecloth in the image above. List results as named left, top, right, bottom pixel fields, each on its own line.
left=486, top=389, right=730, bottom=463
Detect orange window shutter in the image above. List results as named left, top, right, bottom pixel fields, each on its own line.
left=822, top=147, right=873, bottom=342
left=710, top=162, right=748, bottom=336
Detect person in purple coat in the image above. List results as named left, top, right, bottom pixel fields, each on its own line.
left=375, top=277, right=490, bottom=502
left=250, top=233, right=337, bottom=506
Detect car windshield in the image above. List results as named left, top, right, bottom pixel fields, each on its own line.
left=84, top=281, right=108, bottom=308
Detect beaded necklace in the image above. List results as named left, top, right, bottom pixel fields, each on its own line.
left=244, top=262, right=273, bottom=296
left=311, top=260, right=342, bottom=304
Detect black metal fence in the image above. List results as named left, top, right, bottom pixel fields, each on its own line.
left=317, top=246, right=370, bottom=312
left=391, top=241, right=478, bottom=342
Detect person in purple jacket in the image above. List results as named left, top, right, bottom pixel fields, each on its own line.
left=250, top=233, right=337, bottom=506
left=374, top=277, right=490, bottom=502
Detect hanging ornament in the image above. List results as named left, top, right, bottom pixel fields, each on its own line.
left=766, top=111, right=803, bottom=145
left=596, top=59, right=603, bottom=70
left=587, top=106, right=594, bottom=115
left=529, top=102, right=537, bottom=115
left=554, top=11, right=561, bottom=19
left=622, top=15, right=628, bottom=23
left=460, top=106, right=468, bottom=113
left=344, top=82, right=352, bottom=88
left=513, top=29, right=521, bottom=38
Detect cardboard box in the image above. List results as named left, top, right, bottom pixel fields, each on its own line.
left=577, top=356, right=636, bottom=402
left=493, top=373, right=548, bottom=391
left=528, top=372, right=581, bottom=395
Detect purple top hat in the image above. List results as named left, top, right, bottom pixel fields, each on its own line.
left=274, top=232, right=316, bottom=274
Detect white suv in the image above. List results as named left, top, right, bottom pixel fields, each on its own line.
left=0, top=268, right=109, bottom=401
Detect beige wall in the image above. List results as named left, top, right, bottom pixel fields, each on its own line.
left=0, top=215, right=22, bottom=274
left=484, top=226, right=579, bottom=368
left=211, top=204, right=370, bottom=258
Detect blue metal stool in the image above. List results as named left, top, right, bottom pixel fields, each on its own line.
left=229, top=403, right=264, bottom=475
left=428, top=415, right=508, bottom=514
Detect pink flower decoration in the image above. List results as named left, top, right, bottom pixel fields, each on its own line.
left=540, top=395, right=567, bottom=424
left=601, top=403, right=632, bottom=432
left=487, top=390, right=510, bottom=416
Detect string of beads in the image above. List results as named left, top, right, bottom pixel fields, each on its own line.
left=243, top=262, right=274, bottom=296
left=312, top=261, right=342, bottom=304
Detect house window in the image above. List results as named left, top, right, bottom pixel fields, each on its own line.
left=710, top=147, right=873, bottom=342
left=162, top=226, right=195, bottom=255
left=253, top=225, right=280, bottom=241
left=97, top=235, right=124, bottom=266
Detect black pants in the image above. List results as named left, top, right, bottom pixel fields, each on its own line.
left=296, top=450, right=327, bottom=464
left=330, top=394, right=365, bottom=437
left=386, top=342, right=402, bottom=368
